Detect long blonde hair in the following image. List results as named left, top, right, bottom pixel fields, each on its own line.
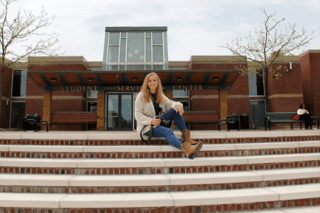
left=140, top=72, right=164, bottom=103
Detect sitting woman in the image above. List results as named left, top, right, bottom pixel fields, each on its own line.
left=297, top=104, right=313, bottom=129
left=135, top=72, right=203, bottom=159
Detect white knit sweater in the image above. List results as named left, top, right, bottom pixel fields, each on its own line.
left=134, top=92, right=183, bottom=139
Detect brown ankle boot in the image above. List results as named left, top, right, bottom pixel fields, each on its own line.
left=181, top=138, right=203, bottom=159
left=181, top=129, right=198, bottom=145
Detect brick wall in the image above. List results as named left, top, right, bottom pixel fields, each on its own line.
left=190, top=63, right=242, bottom=71
left=0, top=100, right=10, bottom=128
left=267, top=62, right=304, bottom=113
left=28, top=64, right=88, bottom=72
left=300, top=52, right=320, bottom=118
left=189, top=62, right=250, bottom=130
left=227, top=75, right=250, bottom=116
left=0, top=68, right=12, bottom=128
left=26, top=64, right=88, bottom=130
left=268, top=97, right=303, bottom=112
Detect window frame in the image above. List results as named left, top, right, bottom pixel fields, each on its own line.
left=11, top=69, right=27, bottom=98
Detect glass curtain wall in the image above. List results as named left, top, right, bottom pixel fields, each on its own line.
left=102, top=27, right=168, bottom=131
left=104, top=30, right=167, bottom=71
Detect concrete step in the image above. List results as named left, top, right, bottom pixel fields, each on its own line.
left=1, top=130, right=320, bottom=146
left=248, top=206, right=320, bottom=212
left=1, top=141, right=319, bottom=159
left=1, top=130, right=320, bottom=212
left=0, top=168, right=319, bottom=193
left=0, top=184, right=319, bottom=211
left=0, top=153, right=319, bottom=175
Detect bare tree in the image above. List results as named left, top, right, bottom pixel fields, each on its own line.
left=222, top=7, right=314, bottom=112
left=0, top=0, right=60, bottom=127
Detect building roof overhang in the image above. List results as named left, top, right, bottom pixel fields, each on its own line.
left=28, top=70, right=240, bottom=92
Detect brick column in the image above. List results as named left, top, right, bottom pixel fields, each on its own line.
left=97, top=91, right=105, bottom=131
left=42, top=91, right=52, bottom=131
left=219, top=90, right=228, bottom=130
left=165, top=91, right=173, bottom=100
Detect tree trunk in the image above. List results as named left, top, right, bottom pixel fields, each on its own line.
left=264, top=67, right=269, bottom=112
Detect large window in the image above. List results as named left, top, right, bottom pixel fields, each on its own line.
left=12, top=70, right=27, bottom=97
left=173, top=90, right=189, bottom=98
left=248, top=69, right=264, bottom=96
left=104, top=29, right=167, bottom=71
left=127, top=32, right=144, bottom=63
left=87, top=90, right=98, bottom=98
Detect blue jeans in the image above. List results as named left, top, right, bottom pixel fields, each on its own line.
left=144, top=108, right=188, bottom=150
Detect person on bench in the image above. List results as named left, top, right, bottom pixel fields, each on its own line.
left=135, top=72, right=203, bottom=159
left=297, top=104, right=313, bottom=129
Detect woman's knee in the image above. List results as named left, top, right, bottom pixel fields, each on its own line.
left=161, top=108, right=175, bottom=120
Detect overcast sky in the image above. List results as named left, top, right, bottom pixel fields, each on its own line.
left=8, top=0, right=320, bottom=62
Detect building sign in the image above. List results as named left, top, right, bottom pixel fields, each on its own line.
left=116, top=85, right=142, bottom=91
left=61, top=86, right=98, bottom=91
left=60, top=85, right=203, bottom=91
left=116, top=85, right=203, bottom=91
left=172, top=85, right=203, bottom=91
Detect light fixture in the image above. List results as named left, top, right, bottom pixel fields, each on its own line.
left=132, top=77, right=138, bottom=82
left=87, top=78, right=93, bottom=82
left=177, top=77, right=182, bottom=81
left=289, top=62, right=292, bottom=70
left=51, top=78, right=57, bottom=82
left=212, top=77, right=219, bottom=81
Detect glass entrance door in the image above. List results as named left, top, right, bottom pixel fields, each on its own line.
left=107, top=94, right=133, bottom=130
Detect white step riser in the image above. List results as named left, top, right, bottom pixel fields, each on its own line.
left=252, top=206, right=320, bottom=213
left=1, top=168, right=320, bottom=187
left=0, top=184, right=319, bottom=208
left=1, top=154, right=319, bottom=168
left=1, top=141, right=320, bottom=153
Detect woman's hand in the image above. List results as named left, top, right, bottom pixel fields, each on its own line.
left=151, top=116, right=161, bottom=126
left=176, top=106, right=184, bottom=116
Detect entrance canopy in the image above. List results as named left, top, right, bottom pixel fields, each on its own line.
left=28, top=69, right=241, bottom=131
left=28, top=70, right=240, bottom=91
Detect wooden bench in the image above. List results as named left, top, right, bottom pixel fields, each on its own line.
left=182, top=111, right=222, bottom=130
left=264, top=112, right=319, bottom=131
left=51, top=112, right=97, bottom=125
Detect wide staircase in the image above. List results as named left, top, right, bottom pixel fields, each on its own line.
left=0, top=130, right=320, bottom=213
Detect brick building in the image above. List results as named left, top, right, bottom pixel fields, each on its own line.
left=3, top=27, right=320, bottom=131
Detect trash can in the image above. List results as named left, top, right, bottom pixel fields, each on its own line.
left=33, top=113, right=41, bottom=131
left=227, top=114, right=239, bottom=130
left=240, top=114, right=250, bottom=129
left=22, top=113, right=40, bottom=132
